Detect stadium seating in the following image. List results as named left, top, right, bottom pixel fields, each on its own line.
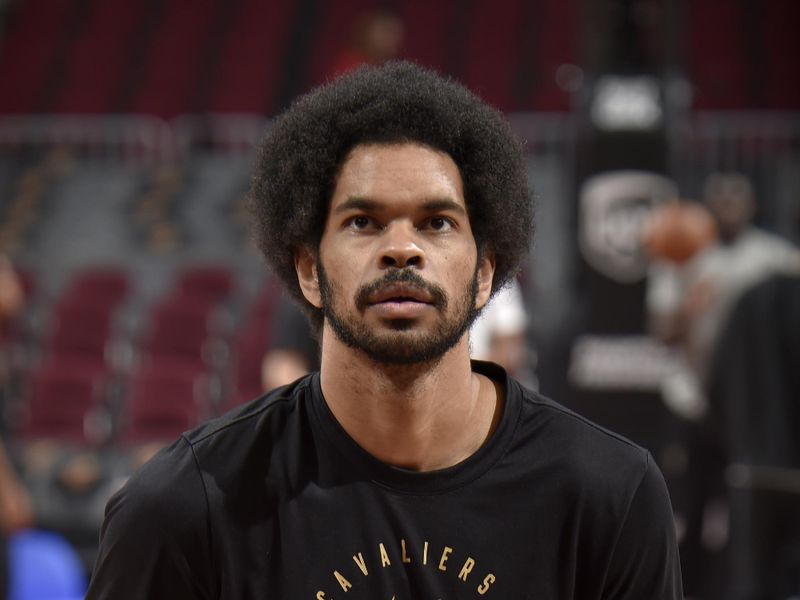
left=229, top=277, right=281, bottom=405
left=0, top=0, right=579, bottom=115
left=17, top=364, right=108, bottom=445
left=118, top=361, right=209, bottom=444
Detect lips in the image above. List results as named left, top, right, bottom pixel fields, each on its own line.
left=367, top=283, right=434, bottom=305
left=354, top=271, right=447, bottom=315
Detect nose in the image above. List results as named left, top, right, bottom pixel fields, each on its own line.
left=378, top=222, right=425, bottom=269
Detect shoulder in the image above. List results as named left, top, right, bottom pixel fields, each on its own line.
left=117, top=376, right=312, bottom=514
left=176, top=375, right=314, bottom=488
left=508, top=380, right=682, bottom=596
left=513, top=383, right=651, bottom=494
left=477, top=361, right=650, bottom=484
left=106, top=436, right=206, bottom=534
left=185, top=374, right=311, bottom=446
left=518, top=384, right=649, bottom=463
left=740, top=228, right=800, bottom=260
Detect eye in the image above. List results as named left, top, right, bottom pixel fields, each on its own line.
left=426, top=216, right=454, bottom=232
left=346, top=215, right=376, bottom=230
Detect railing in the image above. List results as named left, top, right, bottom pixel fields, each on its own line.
left=670, top=111, right=800, bottom=182
left=0, top=115, right=176, bottom=164
left=0, top=113, right=582, bottom=165
left=0, top=112, right=798, bottom=172
left=668, top=111, right=800, bottom=240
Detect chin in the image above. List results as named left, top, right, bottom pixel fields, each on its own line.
left=386, top=318, right=416, bottom=331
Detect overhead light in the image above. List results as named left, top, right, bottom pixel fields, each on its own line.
left=591, top=75, right=663, bottom=131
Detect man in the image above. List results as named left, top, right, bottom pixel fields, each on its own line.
left=645, top=174, right=800, bottom=595
left=685, top=173, right=800, bottom=378
left=87, top=62, right=682, bottom=598
left=647, top=173, right=800, bottom=418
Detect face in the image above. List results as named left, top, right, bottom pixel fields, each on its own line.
left=297, top=143, right=494, bottom=365
left=705, top=190, right=754, bottom=242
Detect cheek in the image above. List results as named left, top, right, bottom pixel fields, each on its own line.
left=439, top=255, right=478, bottom=297
left=318, top=243, right=363, bottom=299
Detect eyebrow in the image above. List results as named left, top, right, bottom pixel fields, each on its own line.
left=333, top=197, right=467, bottom=216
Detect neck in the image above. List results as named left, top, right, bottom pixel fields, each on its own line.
left=318, top=325, right=503, bottom=471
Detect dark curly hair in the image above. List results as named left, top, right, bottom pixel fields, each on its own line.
left=250, top=61, right=533, bottom=325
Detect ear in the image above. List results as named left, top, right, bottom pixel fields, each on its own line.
left=474, top=249, right=496, bottom=311
left=295, top=247, right=323, bottom=309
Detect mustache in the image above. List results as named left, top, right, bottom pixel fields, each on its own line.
left=355, top=269, right=448, bottom=312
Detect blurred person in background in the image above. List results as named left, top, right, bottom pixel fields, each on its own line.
left=645, top=174, right=800, bottom=596
left=0, top=254, right=32, bottom=600
left=706, top=268, right=800, bottom=599
left=328, top=9, right=405, bottom=79
left=0, top=257, right=23, bottom=334
left=647, top=173, right=800, bottom=418
left=260, top=294, right=319, bottom=391
left=469, top=278, right=535, bottom=387
left=0, top=437, right=33, bottom=598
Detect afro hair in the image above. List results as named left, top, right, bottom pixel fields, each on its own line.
left=250, top=60, right=534, bottom=323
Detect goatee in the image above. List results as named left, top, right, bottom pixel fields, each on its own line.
left=318, top=265, right=480, bottom=365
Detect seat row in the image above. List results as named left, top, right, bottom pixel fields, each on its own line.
left=7, top=264, right=281, bottom=449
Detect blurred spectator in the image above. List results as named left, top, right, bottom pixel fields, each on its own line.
left=0, top=255, right=23, bottom=417
left=0, top=436, right=34, bottom=599
left=0, top=257, right=23, bottom=328
left=0, top=440, right=33, bottom=534
left=0, top=254, right=30, bottom=600
left=707, top=273, right=800, bottom=599
left=470, top=278, right=535, bottom=386
left=644, top=174, right=800, bottom=596
left=328, top=9, right=405, bottom=79
left=261, top=296, right=319, bottom=391
left=647, top=174, right=800, bottom=418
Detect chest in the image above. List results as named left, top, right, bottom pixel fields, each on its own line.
left=209, top=480, right=611, bottom=599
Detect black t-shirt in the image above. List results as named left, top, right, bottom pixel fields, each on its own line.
left=87, top=361, right=682, bottom=599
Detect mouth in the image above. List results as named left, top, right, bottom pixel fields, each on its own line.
left=364, top=283, right=436, bottom=319
left=367, top=283, right=435, bottom=306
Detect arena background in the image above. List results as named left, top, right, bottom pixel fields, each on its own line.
left=0, top=0, right=798, bottom=598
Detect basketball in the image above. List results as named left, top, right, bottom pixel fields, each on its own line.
left=642, top=201, right=718, bottom=264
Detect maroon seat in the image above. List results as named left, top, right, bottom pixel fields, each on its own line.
left=174, top=265, right=235, bottom=304
left=44, top=306, right=114, bottom=366
left=0, top=0, right=74, bottom=112
left=207, top=0, right=296, bottom=114
left=230, top=323, right=269, bottom=407
left=59, top=268, right=130, bottom=309
left=51, top=0, right=146, bottom=113
left=227, top=278, right=282, bottom=407
left=129, top=0, right=219, bottom=118
left=120, top=363, right=208, bottom=444
left=140, top=296, right=216, bottom=368
left=19, top=364, right=108, bottom=445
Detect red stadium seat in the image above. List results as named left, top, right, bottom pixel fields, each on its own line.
left=44, top=306, right=114, bottom=366
left=174, top=265, right=235, bottom=303
left=19, top=365, right=108, bottom=445
left=119, top=363, right=209, bottom=444
left=227, top=278, right=282, bottom=407
left=139, top=296, right=217, bottom=368
left=58, top=268, right=130, bottom=309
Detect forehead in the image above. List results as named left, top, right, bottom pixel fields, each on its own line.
left=330, top=143, right=465, bottom=210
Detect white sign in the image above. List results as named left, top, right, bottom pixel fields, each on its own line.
left=579, top=170, right=678, bottom=283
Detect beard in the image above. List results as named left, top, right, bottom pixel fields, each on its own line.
left=318, top=264, right=480, bottom=365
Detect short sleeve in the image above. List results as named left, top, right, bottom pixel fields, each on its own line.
left=603, top=453, right=684, bottom=600
left=85, top=438, right=215, bottom=600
